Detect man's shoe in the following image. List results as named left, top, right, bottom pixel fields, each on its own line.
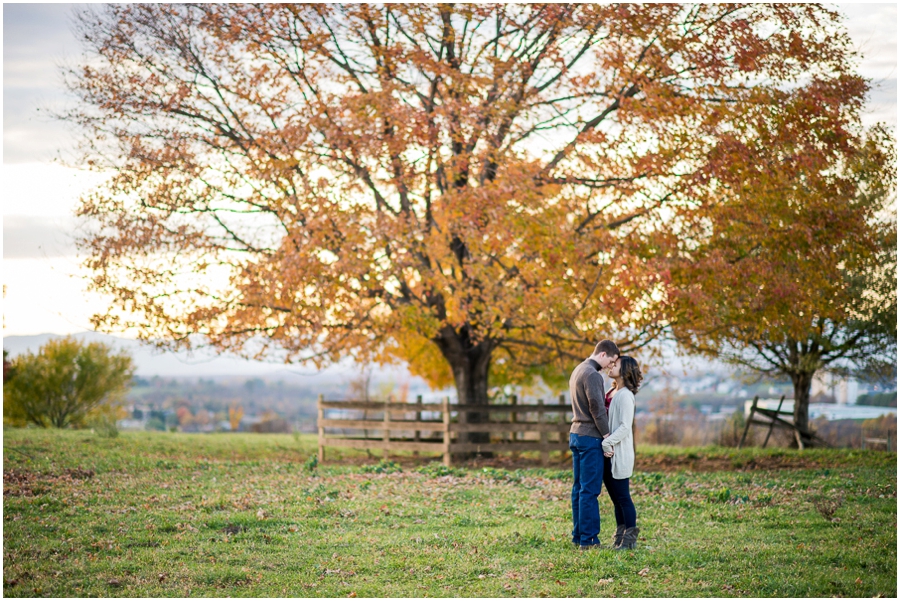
left=612, top=524, right=626, bottom=549
left=579, top=542, right=602, bottom=551
left=615, top=527, right=640, bottom=550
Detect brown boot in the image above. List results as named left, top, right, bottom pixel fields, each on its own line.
left=615, top=526, right=640, bottom=550
left=612, top=525, right=626, bottom=549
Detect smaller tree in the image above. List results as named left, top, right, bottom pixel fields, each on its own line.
left=176, top=405, right=194, bottom=427
left=667, top=121, right=896, bottom=445
left=3, top=337, right=135, bottom=428
left=228, top=405, right=244, bottom=432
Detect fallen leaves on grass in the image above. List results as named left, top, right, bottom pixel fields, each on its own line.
left=638, top=567, right=650, bottom=577
left=3, top=468, right=95, bottom=497
left=809, top=494, right=843, bottom=521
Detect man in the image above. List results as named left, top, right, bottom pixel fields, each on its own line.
left=569, top=339, right=619, bottom=549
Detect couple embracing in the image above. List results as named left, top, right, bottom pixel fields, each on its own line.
left=568, top=339, right=643, bottom=551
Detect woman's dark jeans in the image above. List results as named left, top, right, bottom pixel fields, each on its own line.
left=603, top=455, right=636, bottom=528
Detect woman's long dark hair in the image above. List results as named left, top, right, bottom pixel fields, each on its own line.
left=618, top=356, right=643, bottom=395
left=615, top=355, right=643, bottom=451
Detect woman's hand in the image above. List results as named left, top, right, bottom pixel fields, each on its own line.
left=603, top=451, right=614, bottom=458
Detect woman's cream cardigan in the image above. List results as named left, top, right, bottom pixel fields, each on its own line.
left=601, top=387, right=635, bottom=479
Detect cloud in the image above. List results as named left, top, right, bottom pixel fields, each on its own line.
left=3, top=215, right=79, bottom=258
left=3, top=3, right=84, bottom=163
left=839, top=3, right=897, bottom=74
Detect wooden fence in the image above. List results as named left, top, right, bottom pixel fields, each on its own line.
left=317, top=395, right=573, bottom=466
left=739, top=395, right=829, bottom=449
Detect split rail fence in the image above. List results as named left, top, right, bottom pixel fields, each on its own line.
left=317, top=395, right=573, bottom=466
left=738, top=395, right=830, bottom=449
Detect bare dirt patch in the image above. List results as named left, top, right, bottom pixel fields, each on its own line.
left=3, top=468, right=95, bottom=497
left=634, top=454, right=825, bottom=472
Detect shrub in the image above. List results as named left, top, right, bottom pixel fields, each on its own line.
left=3, top=337, right=134, bottom=428
left=303, top=455, right=319, bottom=473
left=89, top=413, right=120, bottom=438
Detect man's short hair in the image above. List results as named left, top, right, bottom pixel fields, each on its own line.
left=594, top=339, right=620, bottom=357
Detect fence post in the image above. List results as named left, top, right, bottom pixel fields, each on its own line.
left=413, top=395, right=422, bottom=458
left=738, top=396, right=757, bottom=449
left=442, top=397, right=452, bottom=467
left=383, top=398, right=391, bottom=459
left=510, top=394, right=519, bottom=459
left=317, top=394, right=325, bottom=463
left=762, top=395, right=784, bottom=449
left=539, top=398, right=549, bottom=466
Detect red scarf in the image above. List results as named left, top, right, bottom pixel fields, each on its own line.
left=604, top=388, right=614, bottom=414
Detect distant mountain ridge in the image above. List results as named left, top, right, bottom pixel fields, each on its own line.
left=2, top=332, right=411, bottom=382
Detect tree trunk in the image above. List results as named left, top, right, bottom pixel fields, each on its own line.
left=790, top=371, right=815, bottom=447
left=434, top=325, right=494, bottom=454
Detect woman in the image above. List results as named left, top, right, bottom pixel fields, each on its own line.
left=602, top=355, right=642, bottom=550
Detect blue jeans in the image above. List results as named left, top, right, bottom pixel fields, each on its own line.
left=570, top=433, right=603, bottom=546
left=603, top=456, right=636, bottom=528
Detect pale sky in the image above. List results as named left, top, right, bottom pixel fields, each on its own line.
left=3, top=3, right=897, bottom=338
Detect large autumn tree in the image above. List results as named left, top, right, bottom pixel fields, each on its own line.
left=67, top=4, right=864, bottom=422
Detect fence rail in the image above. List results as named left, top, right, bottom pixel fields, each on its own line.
left=317, top=395, right=573, bottom=466
left=862, top=435, right=893, bottom=451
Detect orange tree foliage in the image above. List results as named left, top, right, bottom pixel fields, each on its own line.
left=228, top=405, right=244, bottom=432
left=67, top=4, right=864, bottom=413
left=663, top=106, right=896, bottom=443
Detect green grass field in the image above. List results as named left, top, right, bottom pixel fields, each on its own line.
left=3, top=429, right=896, bottom=597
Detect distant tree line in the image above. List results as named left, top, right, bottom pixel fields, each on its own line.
left=856, top=392, right=898, bottom=408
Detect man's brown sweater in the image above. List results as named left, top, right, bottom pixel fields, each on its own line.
left=568, top=358, right=610, bottom=438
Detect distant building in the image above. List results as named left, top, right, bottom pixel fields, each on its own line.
left=811, top=373, right=862, bottom=405
left=116, top=418, right=147, bottom=430
left=250, top=416, right=291, bottom=433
